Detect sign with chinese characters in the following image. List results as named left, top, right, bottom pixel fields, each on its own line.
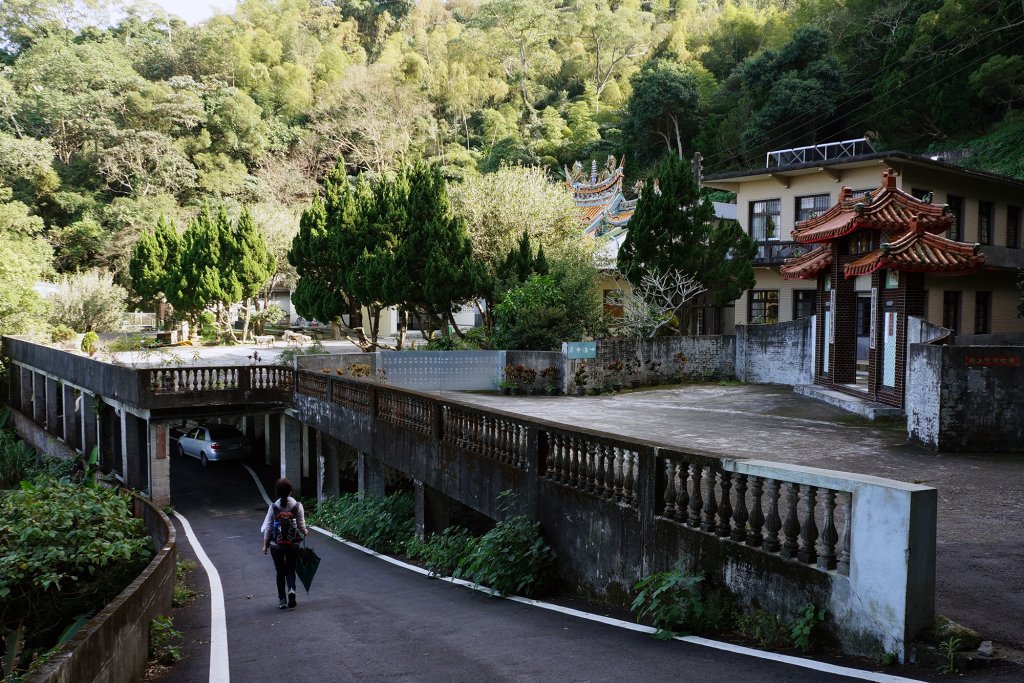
left=964, top=355, right=1021, bottom=368
left=566, top=341, right=597, bottom=359
left=869, top=287, right=877, bottom=350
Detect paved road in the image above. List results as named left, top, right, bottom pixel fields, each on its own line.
left=163, top=458, right=886, bottom=683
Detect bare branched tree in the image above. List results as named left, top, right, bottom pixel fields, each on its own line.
left=608, top=267, right=706, bottom=338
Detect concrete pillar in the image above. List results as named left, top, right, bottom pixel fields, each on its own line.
left=32, top=372, right=45, bottom=424
left=9, top=364, right=22, bottom=413
left=317, top=432, right=341, bottom=501
left=19, top=366, right=32, bottom=414
left=99, top=404, right=121, bottom=475
left=62, top=384, right=78, bottom=450
left=301, top=425, right=311, bottom=480
left=149, top=422, right=171, bottom=508
left=415, top=481, right=453, bottom=540
left=280, top=414, right=302, bottom=494
left=122, top=410, right=145, bottom=491
left=357, top=451, right=385, bottom=499
left=82, top=394, right=98, bottom=459
left=45, top=377, right=60, bottom=435
left=265, top=413, right=281, bottom=467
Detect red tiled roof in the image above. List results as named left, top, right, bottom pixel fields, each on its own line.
left=844, top=230, right=985, bottom=277
left=792, top=169, right=953, bottom=244
left=578, top=204, right=606, bottom=225
left=781, top=245, right=833, bottom=280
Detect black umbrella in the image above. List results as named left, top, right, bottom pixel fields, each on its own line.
left=296, top=538, right=321, bottom=594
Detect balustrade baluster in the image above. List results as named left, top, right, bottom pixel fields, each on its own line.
left=717, top=471, right=733, bottom=537
left=603, top=445, right=615, bottom=499
left=557, top=435, right=569, bottom=483
left=746, top=477, right=765, bottom=547
left=621, top=450, right=634, bottom=505
left=798, top=485, right=819, bottom=564
left=172, top=371, right=180, bottom=392
left=781, top=483, right=801, bottom=559
left=568, top=437, right=580, bottom=488
left=763, top=479, right=782, bottom=552
left=701, top=467, right=718, bottom=532
left=610, top=446, right=618, bottom=499
left=674, top=462, right=688, bottom=523
left=688, top=463, right=703, bottom=527
left=731, top=473, right=748, bottom=542
left=663, top=460, right=677, bottom=518
left=817, top=489, right=838, bottom=570
left=837, top=491, right=852, bottom=574
left=187, top=370, right=196, bottom=391
left=585, top=442, right=597, bottom=493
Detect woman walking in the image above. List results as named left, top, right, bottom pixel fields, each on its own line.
left=261, top=478, right=309, bottom=609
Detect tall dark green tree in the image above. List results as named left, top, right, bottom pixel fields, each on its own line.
left=128, top=214, right=180, bottom=325
left=230, top=208, right=275, bottom=341
left=623, top=59, right=702, bottom=162
left=617, top=155, right=756, bottom=332
left=166, top=205, right=223, bottom=328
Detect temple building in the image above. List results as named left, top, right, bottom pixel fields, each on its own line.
left=779, top=169, right=985, bottom=407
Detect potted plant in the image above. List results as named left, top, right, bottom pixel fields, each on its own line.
left=573, top=366, right=588, bottom=396
left=606, top=359, right=624, bottom=392
left=540, top=366, right=560, bottom=395
left=498, top=377, right=516, bottom=395
left=503, top=364, right=521, bottom=395
left=522, top=367, right=538, bottom=395
left=646, top=360, right=662, bottom=386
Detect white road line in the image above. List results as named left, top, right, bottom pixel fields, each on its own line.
left=244, top=465, right=272, bottom=506
left=245, top=468, right=921, bottom=683
left=173, top=511, right=230, bottom=683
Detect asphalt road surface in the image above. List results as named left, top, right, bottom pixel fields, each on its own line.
left=162, top=458, right=908, bottom=683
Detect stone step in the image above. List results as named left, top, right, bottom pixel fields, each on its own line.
left=793, top=384, right=904, bottom=420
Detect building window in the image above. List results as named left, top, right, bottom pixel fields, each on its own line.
left=750, top=199, right=781, bottom=241
left=942, top=291, right=961, bottom=333
left=978, top=201, right=993, bottom=245
left=947, top=195, right=964, bottom=241
left=795, top=194, right=830, bottom=223
left=749, top=290, right=779, bottom=323
left=974, top=292, right=991, bottom=334
left=793, top=290, right=816, bottom=319
left=850, top=232, right=874, bottom=254
left=1008, top=206, right=1021, bottom=249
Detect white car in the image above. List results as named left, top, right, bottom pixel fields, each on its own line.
left=175, top=425, right=251, bottom=467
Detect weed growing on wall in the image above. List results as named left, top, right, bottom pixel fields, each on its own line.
left=630, top=566, right=706, bottom=639
left=736, top=609, right=789, bottom=648
left=173, top=558, right=198, bottom=608
left=149, top=616, right=183, bottom=664
left=790, top=603, right=826, bottom=652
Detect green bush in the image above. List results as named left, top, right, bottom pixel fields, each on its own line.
left=455, top=495, right=555, bottom=597
left=0, top=479, right=152, bottom=671
left=50, top=325, right=76, bottom=343
left=0, top=420, right=36, bottom=488
left=630, top=566, right=705, bottom=638
left=149, top=615, right=182, bottom=664
left=311, top=493, right=415, bottom=555
left=790, top=603, right=826, bottom=652
left=736, top=608, right=789, bottom=648
left=407, top=526, right=480, bottom=577
left=80, top=331, right=99, bottom=355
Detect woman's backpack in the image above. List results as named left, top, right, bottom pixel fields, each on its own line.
left=272, top=503, right=301, bottom=545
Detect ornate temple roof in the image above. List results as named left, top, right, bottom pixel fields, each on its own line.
left=782, top=169, right=985, bottom=279
left=780, top=245, right=833, bottom=280
left=791, top=170, right=953, bottom=244
left=845, top=228, right=985, bottom=277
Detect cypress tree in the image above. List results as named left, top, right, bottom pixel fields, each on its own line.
left=166, top=205, right=223, bottom=329
left=617, top=155, right=756, bottom=331
left=232, top=208, right=275, bottom=340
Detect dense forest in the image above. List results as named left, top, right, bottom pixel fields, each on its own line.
left=1, top=0, right=1022, bottom=318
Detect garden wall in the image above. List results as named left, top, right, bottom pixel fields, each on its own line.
left=28, top=493, right=176, bottom=683
left=734, top=318, right=814, bottom=385
left=906, top=344, right=1024, bottom=452
left=564, top=336, right=735, bottom=391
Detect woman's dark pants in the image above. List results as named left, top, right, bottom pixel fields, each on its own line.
left=270, top=545, right=299, bottom=598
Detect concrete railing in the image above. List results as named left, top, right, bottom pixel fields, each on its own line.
left=27, top=493, right=176, bottom=683
left=294, top=370, right=936, bottom=660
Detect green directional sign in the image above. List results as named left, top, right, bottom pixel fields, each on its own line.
left=566, top=341, right=597, bottom=359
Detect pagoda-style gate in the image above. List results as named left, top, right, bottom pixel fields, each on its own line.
left=781, top=170, right=984, bottom=408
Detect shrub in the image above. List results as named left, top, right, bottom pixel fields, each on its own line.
left=407, top=526, right=481, bottom=577
left=80, top=331, right=99, bottom=355
left=149, top=616, right=183, bottom=664
left=631, top=566, right=705, bottom=638
left=0, top=415, right=36, bottom=488
left=50, top=325, right=76, bottom=343
left=0, top=479, right=152, bottom=670
left=790, top=603, right=826, bottom=652
left=736, top=608, right=789, bottom=648
left=48, top=270, right=128, bottom=334
left=455, top=493, right=555, bottom=597
left=312, top=493, right=415, bottom=555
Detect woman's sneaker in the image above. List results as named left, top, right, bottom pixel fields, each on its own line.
left=278, top=597, right=287, bottom=610
left=287, top=590, right=297, bottom=609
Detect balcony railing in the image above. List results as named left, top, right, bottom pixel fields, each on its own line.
left=753, top=240, right=808, bottom=265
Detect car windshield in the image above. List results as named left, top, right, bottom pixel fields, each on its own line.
left=206, top=426, right=242, bottom=439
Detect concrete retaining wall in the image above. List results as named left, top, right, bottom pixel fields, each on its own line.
left=27, top=494, right=176, bottom=683
left=565, top=336, right=735, bottom=391
left=907, top=344, right=1024, bottom=452
left=735, top=318, right=814, bottom=385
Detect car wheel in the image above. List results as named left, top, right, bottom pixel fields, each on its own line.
left=200, top=452, right=209, bottom=467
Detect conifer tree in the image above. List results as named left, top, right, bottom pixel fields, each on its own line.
left=166, top=205, right=223, bottom=330
left=232, top=208, right=275, bottom=340
left=617, top=155, right=756, bottom=332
